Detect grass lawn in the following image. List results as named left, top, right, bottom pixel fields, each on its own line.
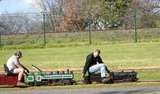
left=0, top=42, right=160, bottom=81
left=1, top=28, right=160, bottom=48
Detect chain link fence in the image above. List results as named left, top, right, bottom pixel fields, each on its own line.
left=0, top=11, right=160, bottom=48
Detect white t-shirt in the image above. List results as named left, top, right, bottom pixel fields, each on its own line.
left=6, top=55, right=19, bottom=70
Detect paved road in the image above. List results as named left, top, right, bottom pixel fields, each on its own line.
left=1, top=86, right=160, bottom=94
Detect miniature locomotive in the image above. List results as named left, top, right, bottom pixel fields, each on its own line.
left=0, top=64, right=138, bottom=87
left=83, top=71, right=138, bottom=84
left=25, top=65, right=75, bottom=86
left=0, top=64, right=75, bottom=86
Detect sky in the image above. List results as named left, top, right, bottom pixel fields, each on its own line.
left=0, top=0, right=39, bottom=13
left=0, top=0, right=159, bottom=14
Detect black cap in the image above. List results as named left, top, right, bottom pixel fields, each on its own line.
left=14, top=51, right=22, bottom=57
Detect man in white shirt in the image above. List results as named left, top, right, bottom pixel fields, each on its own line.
left=6, top=51, right=29, bottom=85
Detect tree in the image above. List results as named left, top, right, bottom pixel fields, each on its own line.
left=100, top=0, right=132, bottom=28
left=130, top=0, right=160, bottom=28
left=84, top=0, right=133, bottom=29
left=37, top=0, right=65, bottom=32
left=58, top=0, right=86, bottom=32
left=35, top=0, right=87, bottom=32
left=0, top=12, right=42, bottom=34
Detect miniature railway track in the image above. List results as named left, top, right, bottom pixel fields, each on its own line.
left=1, top=65, right=160, bottom=87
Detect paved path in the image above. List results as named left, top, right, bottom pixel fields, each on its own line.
left=1, top=86, right=160, bottom=94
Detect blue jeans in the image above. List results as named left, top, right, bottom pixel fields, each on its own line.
left=89, top=64, right=106, bottom=78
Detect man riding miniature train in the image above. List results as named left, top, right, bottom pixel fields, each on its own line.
left=83, top=49, right=111, bottom=83
left=6, top=51, right=29, bottom=86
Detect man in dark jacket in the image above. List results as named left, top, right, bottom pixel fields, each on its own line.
left=83, top=49, right=110, bottom=83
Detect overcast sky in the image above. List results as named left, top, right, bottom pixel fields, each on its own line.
left=0, top=0, right=38, bottom=13
left=0, top=0, right=159, bottom=14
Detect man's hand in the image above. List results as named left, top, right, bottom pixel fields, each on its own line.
left=23, top=66, right=29, bottom=73
left=82, top=74, right=86, bottom=78
left=25, top=68, right=30, bottom=73
left=20, top=63, right=30, bottom=73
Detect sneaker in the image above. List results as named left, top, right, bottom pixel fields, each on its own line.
left=17, top=82, right=26, bottom=86
left=101, top=78, right=110, bottom=83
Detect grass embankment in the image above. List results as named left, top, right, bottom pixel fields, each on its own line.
left=1, top=28, right=160, bottom=49
left=1, top=42, right=160, bottom=82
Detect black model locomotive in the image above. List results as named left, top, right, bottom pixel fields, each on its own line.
left=83, top=71, right=138, bottom=84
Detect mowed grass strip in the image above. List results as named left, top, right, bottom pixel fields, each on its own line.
left=0, top=42, right=160, bottom=70
left=0, top=42, right=160, bottom=86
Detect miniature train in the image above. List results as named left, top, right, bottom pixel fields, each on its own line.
left=0, top=64, right=138, bottom=87
left=83, top=71, right=138, bottom=84
left=25, top=65, right=76, bottom=86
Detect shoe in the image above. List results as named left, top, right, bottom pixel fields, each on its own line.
left=101, top=78, right=110, bottom=83
left=17, top=82, right=26, bottom=86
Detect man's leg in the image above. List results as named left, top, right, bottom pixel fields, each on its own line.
left=13, top=68, right=24, bottom=82
left=89, top=64, right=106, bottom=78
left=105, top=66, right=111, bottom=73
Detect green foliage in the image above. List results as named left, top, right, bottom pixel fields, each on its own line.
left=100, top=0, right=132, bottom=28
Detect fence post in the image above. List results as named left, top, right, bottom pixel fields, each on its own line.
left=0, top=31, right=1, bottom=48
left=134, top=8, right=138, bottom=43
left=87, top=11, right=92, bottom=45
left=89, top=22, right=92, bottom=45
left=42, top=12, right=47, bottom=47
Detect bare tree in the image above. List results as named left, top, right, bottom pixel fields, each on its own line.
left=34, top=0, right=87, bottom=32
left=58, top=0, right=86, bottom=32
left=0, top=12, right=42, bottom=34
left=122, top=0, right=160, bottom=28
left=138, top=0, right=160, bottom=27
left=35, top=0, right=65, bottom=32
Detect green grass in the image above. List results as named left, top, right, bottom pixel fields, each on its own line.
left=0, top=42, right=159, bottom=68
left=1, top=42, right=160, bottom=82
left=1, top=42, right=160, bottom=70
left=138, top=70, right=160, bottom=80
left=1, top=28, right=160, bottom=49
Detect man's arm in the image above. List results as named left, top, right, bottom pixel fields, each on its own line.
left=97, top=56, right=104, bottom=63
left=14, top=59, right=23, bottom=68
left=83, top=55, right=92, bottom=77
left=97, top=56, right=111, bottom=73
left=83, top=61, right=89, bottom=76
left=19, top=63, right=30, bottom=73
left=15, top=63, right=23, bottom=69
left=15, top=59, right=29, bottom=73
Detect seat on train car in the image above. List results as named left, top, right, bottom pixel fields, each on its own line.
left=84, top=72, right=101, bottom=84
left=0, top=64, right=18, bottom=86
left=83, top=71, right=112, bottom=84
left=3, top=64, right=17, bottom=76
left=83, top=71, right=138, bottom=84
